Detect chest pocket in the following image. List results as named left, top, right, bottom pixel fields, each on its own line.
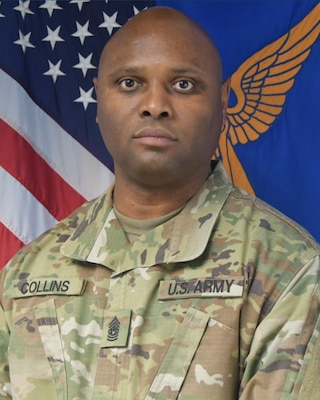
left=8, top=298, right=66, bottom=400
left=33, top=299, right=67, bottom=397
left=146, top=307, right=209, bottom=399
left=145, top=304, right=239, bottom=400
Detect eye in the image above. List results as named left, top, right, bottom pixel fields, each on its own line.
left=119, top=78, right=139, bottom=90
left=172, top=80, right=194, bottom=92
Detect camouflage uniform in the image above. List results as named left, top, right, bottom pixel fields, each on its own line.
left=0, top=161, right=319, bottom=400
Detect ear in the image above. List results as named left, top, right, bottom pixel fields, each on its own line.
left=93, top=76, right=98, bottom=91
left=221, top=77, right=231, bottom=113
left=93, top=77, right=99, bottom=124
left=221, top=77, right=230, bottom=130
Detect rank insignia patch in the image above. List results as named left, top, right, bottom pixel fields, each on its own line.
left=101, top=309, right=132, bottom=348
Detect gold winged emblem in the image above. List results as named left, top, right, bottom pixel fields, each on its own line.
left=214, top=4, right=320, bottom=194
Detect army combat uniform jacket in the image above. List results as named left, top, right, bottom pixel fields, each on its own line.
left=0, top=162, right=319, bottom=400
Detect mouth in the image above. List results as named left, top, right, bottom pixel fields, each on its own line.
left=133, top=128, right=177, bottom=146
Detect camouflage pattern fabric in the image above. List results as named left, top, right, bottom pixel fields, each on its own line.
left=0, top=162, right=319, bottom=400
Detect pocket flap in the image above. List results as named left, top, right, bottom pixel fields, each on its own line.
left=146, top=307, right=209, bottom=399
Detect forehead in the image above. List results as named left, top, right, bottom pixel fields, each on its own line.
left=111, top=35, right=202, bottom=65
left=100, top=19, right=220, bottom=78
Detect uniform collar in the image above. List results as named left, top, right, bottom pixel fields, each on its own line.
left=61, top=162, right=233, bottom=275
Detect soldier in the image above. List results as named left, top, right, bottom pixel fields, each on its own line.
left=0, top=6, right=319, bottom=400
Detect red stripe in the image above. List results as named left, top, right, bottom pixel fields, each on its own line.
left=0, top=222, right=24, bottom=269
left=0, top=118, right=86, bottom=221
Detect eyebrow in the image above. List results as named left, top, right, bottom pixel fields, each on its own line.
left=107, top=67, right=140, bottom=80
left=168, top=67, right=203, bottom=76
left=107, top=65, right=204, bottom=80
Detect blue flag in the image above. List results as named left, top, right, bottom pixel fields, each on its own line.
left=158, top=0, right=320, bottom=241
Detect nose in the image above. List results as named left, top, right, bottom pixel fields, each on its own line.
left=139, top=83, right=172, bottom=119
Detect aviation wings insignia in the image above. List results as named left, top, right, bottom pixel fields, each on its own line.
left=215, top=4, right=320, bottom=194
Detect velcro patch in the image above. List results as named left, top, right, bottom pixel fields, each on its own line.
left=158, top=277, right=244, bottom=300
left=9, top=278, right=87, bottom=298
left=101, top=309, right=132, bottom=348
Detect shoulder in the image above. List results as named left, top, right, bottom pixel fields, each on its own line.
left=220, top=186, right=319, bottom=265
left=207, top=162, right=319, bottom=258
left=1, top=190, right=110, bottom=277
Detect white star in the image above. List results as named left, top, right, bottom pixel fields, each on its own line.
left=133, top=5, right=148, bottom=16
left=14, top=30, right=35, bottom=53
left=0, top=1, right=4, bottom=18
left=74, top=87, right=96, bottom=110
left=73, top=53, right=96, bottom=77
left=43, top=60, right=65, bottom=83
left=13, top=1, right=34, bottom=20
left=42, top=26, right=64, bottom=50
left=70, top=0, right=90, bottom=12
left=39, top=1, right=62, bottom=17
left=99, top=11, right=121, bottom=36
left=72, top=21, right=93, bottom=45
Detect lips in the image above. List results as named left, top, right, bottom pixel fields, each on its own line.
left=134, top=128, right=176, bottom=140
left=133, top=127, right=177, bottom=145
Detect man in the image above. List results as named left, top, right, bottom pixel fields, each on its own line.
left=0, top=6, right=319, bottom=400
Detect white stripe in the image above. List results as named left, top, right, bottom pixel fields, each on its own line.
left=0, top=167, right=57, bottom=244
left=0, top=69, right=114, bottom=200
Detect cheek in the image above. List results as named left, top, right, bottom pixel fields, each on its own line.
left=97, top=95, right=122, bottom=132
left=202, top=102, right=223, bottom=138
left=189, top=110, right=222, bottom=154
left=97, top=96, right=115, bottom=122
left=96, top=109, right=119, bottom=154
left=97, top=94, right=136, bottom=131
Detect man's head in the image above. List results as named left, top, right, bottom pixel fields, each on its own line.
left=94, top=6, right=229, bottom=189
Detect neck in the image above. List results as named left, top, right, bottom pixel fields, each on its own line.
left=113, top=169, right=210, bottom=220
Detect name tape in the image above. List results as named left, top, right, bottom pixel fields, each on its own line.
left=158, top=277, right=244, bottom=300
left=9, top=278, right=87, bottom=298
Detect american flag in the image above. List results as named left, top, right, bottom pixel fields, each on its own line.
left=0, top=0, right=153, bottom=268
